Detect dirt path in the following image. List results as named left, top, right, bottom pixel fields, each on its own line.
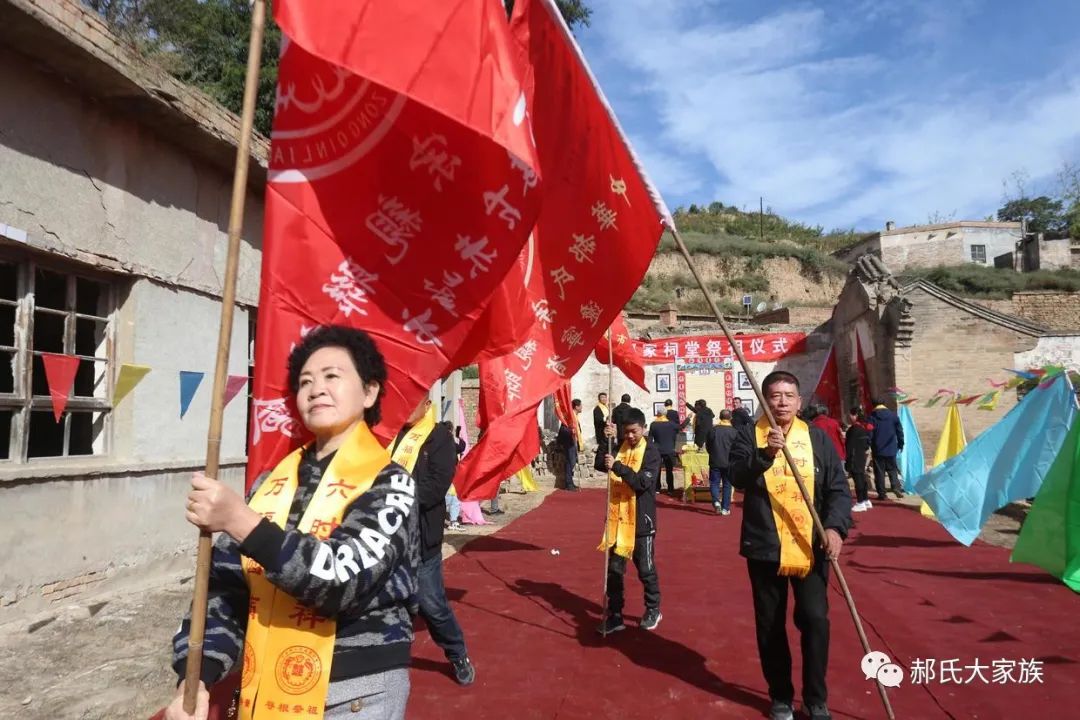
left=0, top=473, right=572, bottom=720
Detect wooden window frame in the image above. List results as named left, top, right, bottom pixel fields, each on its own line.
left=0, top=246, right=117, bottom=464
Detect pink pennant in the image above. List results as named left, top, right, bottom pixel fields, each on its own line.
left=224, top=375, right=248, bottom=408
left=41, top=353, right=80, bottom=422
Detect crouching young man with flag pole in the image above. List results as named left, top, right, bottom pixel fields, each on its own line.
left=597, top=408, right=663, bottom=634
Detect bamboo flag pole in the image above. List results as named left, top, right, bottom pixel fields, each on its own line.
left=667, top=224, right=896, bottom=719
left=183, top=0, right=267, bottom=712
left=600, top=327, right=616, bottom=638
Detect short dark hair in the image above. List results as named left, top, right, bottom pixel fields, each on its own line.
left=287, top=325, right=387, bottom=426
left=848, top=407, right=864, bottom=421
left=598, top=392, right=608, bottom=400
left=620, top=393, right=631, bottom=403
left=664, top=399, right=673, bottom=407
left=870, top=397, right=884, bottom=407
left=762, top=371, right=800, bottom=395
left=732, top=397, right=742, bottom=405
left=622, top=408, right=647, bottom=427
left=719, top=409, right=732, bottom=420
left=571, top=398, right=582, bottom=409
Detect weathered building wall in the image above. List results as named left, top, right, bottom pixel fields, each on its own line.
left=893, top=288, right=1031, bottom=453
left=0, top=44, right=264, bottom=304
left=0, top=14, right=264, bottom=618
left=1011, top=291, right=1080, bottom=332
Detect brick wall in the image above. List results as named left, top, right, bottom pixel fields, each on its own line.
left=893, top=288, right=1038, bottom=453
left=1011, top=291, right=1080, bottom=332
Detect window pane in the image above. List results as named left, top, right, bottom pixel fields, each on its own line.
left=0, top=262, right=16, bottom=301
left=69, top=411, right=105, bottom=456
left=0, top=409, right=11, bottom=460
left=0, top=302, right=14, bottom=347
left=76, top=277, right=107, bottom=316
left=33, top=310, right=66, bottom=353
left=28, top=410, right=65, bottom=458
left=0, top=351, right=14, bottom=394
left=74, top=356, right=107, bottom=399
left=35, top=268, right=68, bottom=310
left=75, top=317, right=108, bottom=358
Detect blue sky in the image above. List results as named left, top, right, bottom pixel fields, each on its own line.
left=575, top=0, right=1080, bottom=231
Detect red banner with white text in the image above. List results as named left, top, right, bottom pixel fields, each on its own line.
left=455, top=0, right=671, bottom=500
left=247, top=1, right=542, bottom=487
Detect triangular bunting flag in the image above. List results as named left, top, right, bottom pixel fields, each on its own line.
left=179, top=371, right=205, bottom=419
left=113, top=364, right=151, bottom=406
left=41, top=353, right=80, bottom=422
left=223, top=375, right=248, bottom=408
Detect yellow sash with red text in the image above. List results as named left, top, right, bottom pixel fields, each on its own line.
left=597, top=438, right=646, bottom=558
left=239, top=422, right=387, bottom=720
left=391, top=406, right=436, bottom=474
left=755, top=416, right=816, bottom=578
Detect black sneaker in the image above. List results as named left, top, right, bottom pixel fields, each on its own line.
left=769, top=699, right=795, bottom=720
left=450, top=656, right=476, bottom=686
left=806, top=703, right=832, bottom=720
left=596, top=614, right=625, bottom=634
left=893, top=489, right=905, bottom=499
left=640, top=608, right=662, bottom=630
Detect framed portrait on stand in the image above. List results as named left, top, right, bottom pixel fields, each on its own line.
left=738, top=372, right=753, bottom=391
left=655, top=373, right=671, bottom=393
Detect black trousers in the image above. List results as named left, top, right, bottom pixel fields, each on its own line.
left=850, top=468, right=869, bottom=503
left=746, top=558, right=831, bottom=707
left=872, top=454, right=902, bottom=497
left=607, top=534, right=660, bottom=615
left=659, top=453, right=675, bottom=491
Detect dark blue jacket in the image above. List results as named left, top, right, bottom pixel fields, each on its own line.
left=869, top=406, right=904, bottom=457
left=648, top=419, right=678, bottom=455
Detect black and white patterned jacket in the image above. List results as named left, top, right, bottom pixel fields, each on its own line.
left=172, top=449, right=420, bottom=687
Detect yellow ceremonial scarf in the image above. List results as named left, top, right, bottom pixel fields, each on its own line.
left=654, top=414, right=667, bottom=423
left=240, top=422, right=388, bottom=720
left=717, top=419, right=732, bottom=427
left=596, top=402, right=609, bottom=420
left=755, top=416, right=816, bottom=578
left=391, top=406, right=437, bottom=473
left=597, top=438, right=646, bottom=558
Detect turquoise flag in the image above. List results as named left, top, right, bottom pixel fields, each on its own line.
left=909, top=374, right=1077, bottom=546
left=179, top=371, right=205, bottom=419
left=1012, top=416, right=1080, bottom=591
left=897, top=405, right=925, bottom=486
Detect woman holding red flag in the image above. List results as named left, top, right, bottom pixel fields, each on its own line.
left=165, top=325, right=419, bottom=720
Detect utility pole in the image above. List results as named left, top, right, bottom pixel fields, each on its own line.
left=759, top=196, right=764, bottom=242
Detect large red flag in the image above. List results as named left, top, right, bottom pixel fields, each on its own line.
left=455, top=0, right=671, bottom=500
left=592, top=313, right=648, bottom=391
left=248, top=1, right=542, bottom=487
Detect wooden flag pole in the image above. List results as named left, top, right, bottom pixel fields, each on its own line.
left=600, top=328, right=616, bottom=638
left=183, top=0, right=267, bottom=712
left=667, top=224, right=896, bottom=719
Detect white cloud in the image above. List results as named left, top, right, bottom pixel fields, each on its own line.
left=583, top=0, right=1080, bottom=228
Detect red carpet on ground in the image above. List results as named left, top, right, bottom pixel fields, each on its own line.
left=409, top=491, right=1079, bottom=719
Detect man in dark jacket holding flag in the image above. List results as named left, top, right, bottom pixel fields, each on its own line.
left=729, top=371, right=851, bottom=720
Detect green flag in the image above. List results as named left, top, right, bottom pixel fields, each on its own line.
left=1011, top=416, right=1080, bottom=592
